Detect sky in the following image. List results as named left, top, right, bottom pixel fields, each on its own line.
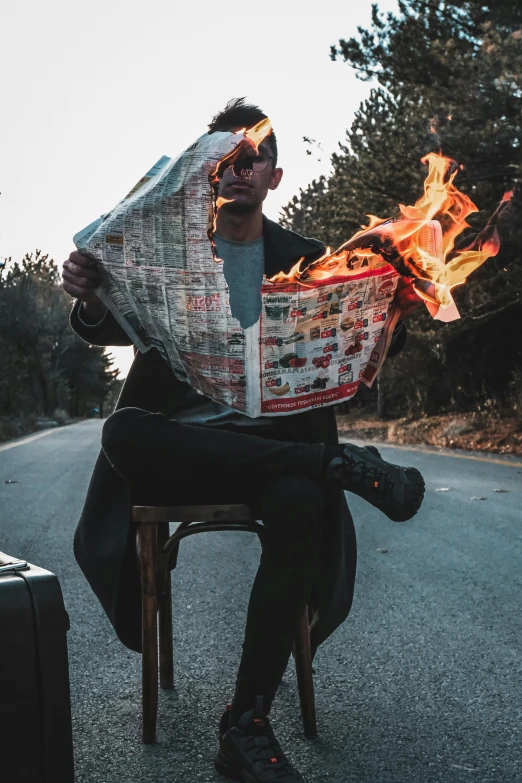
left=1, top=0, right=396, bottom=378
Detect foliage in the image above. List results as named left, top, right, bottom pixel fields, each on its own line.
left=282, top=0, right=522, bottom=416
left=0, top=251, right=119, bottom=424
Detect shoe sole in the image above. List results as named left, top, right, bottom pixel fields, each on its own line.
left=366, top=446, right=426, bottom=521
left=352, top=446, right=425, bottom=523
left=389, top=467, right=425, bottom=522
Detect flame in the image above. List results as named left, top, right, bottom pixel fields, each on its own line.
left=244, top=117, right=272, bottom=150
left=209, top=196, right=234, bottom=240
left=270, top=153, right=512, bottom=317
left=209, top=118, right=273, bottom=186
left=208, top=119, right=274, bottom=259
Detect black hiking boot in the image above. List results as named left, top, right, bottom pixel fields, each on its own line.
left=326, top=443, right=425, bottom=522
left=215, top=697, right=306, bottom=782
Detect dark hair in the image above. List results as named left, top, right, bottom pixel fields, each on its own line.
left=208, top=98, right=278, bottom=165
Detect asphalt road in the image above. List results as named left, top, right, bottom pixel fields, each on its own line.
left=1, top=420, right=521, bottom=783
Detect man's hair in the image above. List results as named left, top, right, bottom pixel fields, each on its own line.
left=208, top=98, right=278, bottom=165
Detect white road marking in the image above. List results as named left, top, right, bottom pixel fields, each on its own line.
left=1, top=424, right=519, bottom=469
left=339, top=438, right=522, bottom=469
left=0, top=425, right=79, bottom=453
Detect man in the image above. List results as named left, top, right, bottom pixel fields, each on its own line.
left=63, top=99, right=424, bottom=783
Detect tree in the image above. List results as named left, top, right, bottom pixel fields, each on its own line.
left=282, top=0, right=522, bottom=415
left=0, top=251, right=118, bottom=420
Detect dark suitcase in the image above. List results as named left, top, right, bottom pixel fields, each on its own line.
left=0, top=551, right=74, bottom=781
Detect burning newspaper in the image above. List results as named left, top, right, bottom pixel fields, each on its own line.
left=74, top=124, right=506, bottom=417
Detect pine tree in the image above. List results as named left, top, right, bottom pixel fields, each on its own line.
left=282, top=0, right=522, bottom=414
left=0, top=251, right=118, bottom=423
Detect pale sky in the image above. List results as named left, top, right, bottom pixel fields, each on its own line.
left=1, top=0, right=395, bottom=378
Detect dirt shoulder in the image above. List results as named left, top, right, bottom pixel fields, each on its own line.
left=336, top=410, right=522, bottom=455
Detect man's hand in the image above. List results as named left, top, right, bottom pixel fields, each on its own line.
left=394, top=276, right=422, bottom=318
left=62, top=251, right=106, bottom=320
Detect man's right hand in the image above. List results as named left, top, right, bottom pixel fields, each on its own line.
left=62, top=251, right=107, bottom=320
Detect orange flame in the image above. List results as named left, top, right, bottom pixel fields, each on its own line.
left=270, top=153, right=511, bottom=318
left=244, top=117, right=272, bottom=150
left=208, top=119, right=273, bottom=257
left=209, top=196, right=234, bottom=240
left=209, top=118, right=273, bottom=186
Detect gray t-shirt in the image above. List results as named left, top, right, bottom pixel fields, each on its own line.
left=173, top=233, right=272, bottom=429
left=216, top=233, right=264, bottom=329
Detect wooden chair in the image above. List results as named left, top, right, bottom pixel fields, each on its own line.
left=131, top=503, right=317, bottom=744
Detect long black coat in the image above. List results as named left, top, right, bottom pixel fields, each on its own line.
left=71, top=217, right=405, bottom=655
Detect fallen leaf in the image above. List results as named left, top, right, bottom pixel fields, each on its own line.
left=493, top=488, right=510, bottom=493
left=376, top=547, right=389, bottom=554
left=435, top=487, right=453, bottom=492
left=5, top=480, right=18, bottom=484
left=470, top=496, right=486, bottom=501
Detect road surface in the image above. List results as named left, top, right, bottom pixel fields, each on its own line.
left=1, top=420, right=521, bottom=783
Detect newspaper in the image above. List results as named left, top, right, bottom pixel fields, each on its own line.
left=254, top=270, right=401, bottom=415
left=74, top=130, right=407, bottom=417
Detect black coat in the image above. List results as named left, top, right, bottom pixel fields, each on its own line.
left=71, top=217, right=405, bottom=655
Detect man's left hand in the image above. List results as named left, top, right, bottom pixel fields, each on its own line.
left=394, top=276, right=423, bottom=318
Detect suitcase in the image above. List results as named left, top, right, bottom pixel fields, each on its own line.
left=0, top=551, right=74, bottom=781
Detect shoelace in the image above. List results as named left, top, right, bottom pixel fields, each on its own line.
left=245, top=727, right=299, bottom=780
left=344, top=454, right=397, bottom=498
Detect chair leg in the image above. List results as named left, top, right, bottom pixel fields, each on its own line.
left=138, top=522, right=159, bottom=744
left=157, top=522, right=174, bottom=689
left=294, top=605, right=317, bottom=739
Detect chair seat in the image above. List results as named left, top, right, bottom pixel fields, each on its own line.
left=132, top=503, right=254, bottom=524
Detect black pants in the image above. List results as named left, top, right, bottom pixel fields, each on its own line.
left=102, top=408, right=331, bottom=718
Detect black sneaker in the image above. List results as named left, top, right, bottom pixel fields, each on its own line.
left=214, top=697, right=306, bottom=782
left=326, top=442, right=425, bottom=522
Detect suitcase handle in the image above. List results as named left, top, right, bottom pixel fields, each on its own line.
left=0, top=560, right=29, bottom=574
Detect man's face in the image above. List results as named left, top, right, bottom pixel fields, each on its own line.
left=217, top=134, right=283, bottom=214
